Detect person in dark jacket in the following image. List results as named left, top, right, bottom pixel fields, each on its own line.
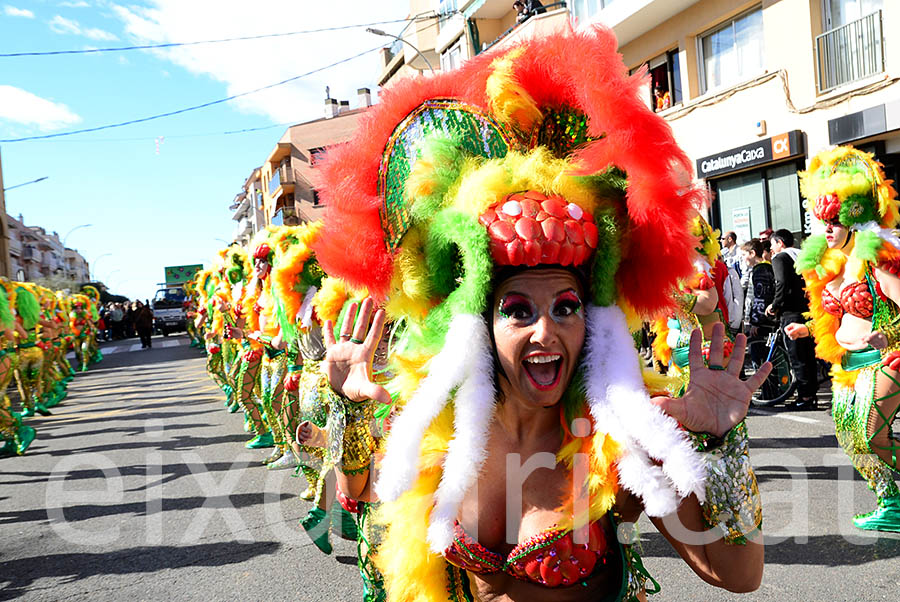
left=740, top=239, right=776, bottom=336
left=134, top=301, right=154, bottom=349
left=766, top=229, right=819, bottom=408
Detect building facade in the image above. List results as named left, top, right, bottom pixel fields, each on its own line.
left=7, top=214, right=90, bottom=284
left=383, top=0, right=900, bottom=242
left=230, top=89, right=373, bottom=239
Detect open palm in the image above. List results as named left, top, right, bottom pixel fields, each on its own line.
left=322, top=298, right=391, bottom=405
left=653, top=323, right=771, bottom=437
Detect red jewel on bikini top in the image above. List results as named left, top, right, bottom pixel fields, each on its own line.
left=822, top=281, right=873, bottom=319
left=479, top=192, right=599, bottom=268
left=444, top=520, right=608, bottom=587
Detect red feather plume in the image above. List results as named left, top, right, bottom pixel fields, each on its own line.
left=314, top=26, right=699, bottom=314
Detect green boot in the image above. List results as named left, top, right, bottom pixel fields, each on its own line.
left=333, top=505, right=359, bottom=541
left=300, top=507, right=332, bottom=555
left=34, top=402, right=52, bottom=416
left=20, top=405, right=35, bottom=418
left=853, top=495, right=900, bottom=533
left=0, top=438, right=15, bottom=455
left=15, top=424, right=35, bottom=455
left=245, top=432, right=274, bottom=449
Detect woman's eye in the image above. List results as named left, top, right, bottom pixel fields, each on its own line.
left=503, top=303, right=532, bottom=320
left=553, top=301, right=581, bottom=317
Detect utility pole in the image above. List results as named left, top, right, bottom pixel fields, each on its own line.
left=0, top=150, right=11, bottom=278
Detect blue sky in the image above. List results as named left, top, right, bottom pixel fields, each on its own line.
left=0, top=0, right=410, bottom=301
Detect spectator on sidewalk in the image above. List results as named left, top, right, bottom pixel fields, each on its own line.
left=766, top=228, right=819, bottom=409
left=741, top=239, right=776, bottom=337
left=720, top=230, right=741, bottom=273
left=110, top=303, right=124, bottom=339
left=134, top=301, right=154, bottom=349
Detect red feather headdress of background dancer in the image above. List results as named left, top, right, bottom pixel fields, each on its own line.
left=314, top=26, right=712, bottom=555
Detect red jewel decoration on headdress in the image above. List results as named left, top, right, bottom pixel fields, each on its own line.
left=480, top=191, right=598, bottom=267
left=813, top=193, right=841, bottom=222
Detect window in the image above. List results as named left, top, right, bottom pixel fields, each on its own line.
left=441, top=38, right=462, bottom=72
left=698, top=8, right=764, bottom=94
left=569, top=0, right=616, bottom=24
left=640, top=50, right=682, bottom=112
left=438, top=0, right=457, bottom=26
left=824, top=0, right=882, bottom=29
left=309, top=146, right=327, bottom=166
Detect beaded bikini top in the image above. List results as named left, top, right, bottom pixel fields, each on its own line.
left=443, top=519, right=612, bottom=588
left=822, top=281, right=874, bottom=319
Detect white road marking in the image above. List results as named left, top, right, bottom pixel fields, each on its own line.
left=160, top=339, right=180, bottom=348
left=67, top=338, right=190, bottom=357
left=749, top=408, right=820, bottom=424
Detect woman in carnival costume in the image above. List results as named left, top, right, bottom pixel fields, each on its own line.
left=220, top=244, right=274, bottom=449
left=69, top=293, right=93, bottom=372
left=0, top=282, right=34, bottom=455
left=14, top=283, right=52, bottom=417
left=36, top=287, right=68, bottom=409
left=53, top=291, right=76, bottom=385
left=183, top=278, right=204, bottom=349
left=195, top=269, right=234, bottom=407
left=80, top=285, right=103, bottom=366
left=651, top=215, right=733, bottom=394
left=787, top=146, right=900, bottom=532
left=314, top=28, right=770, bottom=601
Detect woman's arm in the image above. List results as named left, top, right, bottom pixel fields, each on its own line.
left=651, top=495, right=763, bottom=592
left=691, top=287, right=719, bottom=317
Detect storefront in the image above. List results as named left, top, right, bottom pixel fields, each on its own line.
left=696, top=130, right=807, bottom=243
left=828, top=101, right=900, bottom=187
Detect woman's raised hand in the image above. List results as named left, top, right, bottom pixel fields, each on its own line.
left=322, top=297, right=391, bottom=405
left=653, top=323, right=772, bottom=437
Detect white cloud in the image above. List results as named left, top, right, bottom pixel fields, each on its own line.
left=108, top=0, right=411, bottom=123
left=48, top=14, right=118, bottom=40
left=4, top=5, right=34, bottom=18
left=0, top=85, right=82, bottom=131
left=59, top=1, right=90, bottom=7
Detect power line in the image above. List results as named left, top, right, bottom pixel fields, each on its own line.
left=0, top=45, right=383, bottom=143
left=0, top=18, right=421, bottom=57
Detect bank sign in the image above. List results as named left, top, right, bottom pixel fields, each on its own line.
left=696, top=130, right=805, bottom=179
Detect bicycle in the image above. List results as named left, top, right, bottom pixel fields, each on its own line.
left=744, top=328, right=796, bottom=406
left=743, top=327, right=831, bottom=407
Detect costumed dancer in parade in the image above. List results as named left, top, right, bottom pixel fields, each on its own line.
left=221, top=245, right=274, bottom=449
left=183, top=278, right=204, bottom=349
left=81, top=285, right=103, bottom=366
left=0, top=282, right=34, bottom=455
left=69, top=293, right=93, bottom=373
left=53, top=291, right=76, bottom=385
left=36, top=287, right=68, bottom=409
left=313, top=28, right=770, bottom=601
left=13, top=283, right=51, bottom=417
left=789, top=146, right=900, bottom=532
left=196, top=269, right=234, bottom=407
left=651, top=215, right=733, bottom=393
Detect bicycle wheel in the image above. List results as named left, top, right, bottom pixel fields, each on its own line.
left=745, top=339, right=796, bottom=406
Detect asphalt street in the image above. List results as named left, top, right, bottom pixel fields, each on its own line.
left=1, top=335, right=899, bottom=601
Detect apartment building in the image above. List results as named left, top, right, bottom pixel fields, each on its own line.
left=229, top=89, right=374, bottom=239
left=7, top=214, right=90, bottom=284
left=382, top=0, right=900, bottom=241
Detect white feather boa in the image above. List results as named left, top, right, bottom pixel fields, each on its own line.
left=374, top=313, right=490, bottom=503
left=426, top=317, right=495, bottom=552
left=583, top=304, right=706, bottom=515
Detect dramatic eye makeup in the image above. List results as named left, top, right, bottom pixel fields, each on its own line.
left=552, top=289, right=583, bottom=320
left=498, top=293, right=537, bottom=324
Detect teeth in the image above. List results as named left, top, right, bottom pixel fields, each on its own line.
left=524, top=354, right=561, bottom=364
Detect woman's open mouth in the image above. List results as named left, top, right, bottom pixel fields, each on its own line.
left=523, top=353, right=562, bottom=391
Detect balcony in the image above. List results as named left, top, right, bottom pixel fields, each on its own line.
left=480, top=2, right=567, bottom=54
left=268, top=164, right=298, bottom=198
left=8, top=237, right=21, bottom=257
left=816, top=11, right=884, bottom=93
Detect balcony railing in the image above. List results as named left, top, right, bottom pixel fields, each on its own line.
left=816, top=10, right=883, bottom=92
left=479, top=1, right=566, bottom=54
left=268, top=164, right=298, bottom=197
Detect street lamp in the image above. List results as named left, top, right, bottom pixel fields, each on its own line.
left=62, top=223, right=92, bottom=248
left=2, top=176, right=48, bottom=193
left=366, top=27, right=435, bottom=73
left=91, top=253, right=112, bottom=281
